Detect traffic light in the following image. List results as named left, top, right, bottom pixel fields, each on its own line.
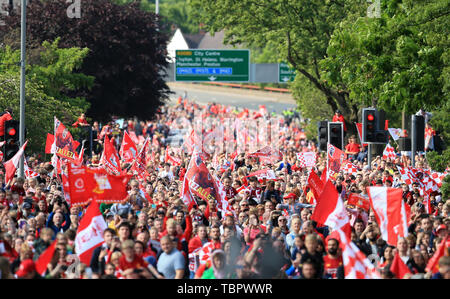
left=3, top=120, right=20, bottom=161
left=328, top=122, right=344, bottom=150
left=411, top=115, right=425, bottom=152
left=362, top=108, right=388, bottom=144
left=317, top=121, right=328, bottom=151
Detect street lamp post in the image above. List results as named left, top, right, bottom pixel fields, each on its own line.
left=19, top=0, right=26, bottom=178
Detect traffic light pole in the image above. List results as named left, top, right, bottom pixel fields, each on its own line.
left=367, top=143, right=372, bottom=167
left=19, top=0, right=26, bottom=178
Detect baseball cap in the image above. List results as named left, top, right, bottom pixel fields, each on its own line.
left=283, top=192, right=297, bottom=200
left=23, top=202, right=32, bottom=210
left=15, top=259, right=36, bottom=278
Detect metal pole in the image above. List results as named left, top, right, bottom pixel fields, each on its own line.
left=19, top=0, right=26, bottom=178
left=155, top=0, right=159, bottom=15
left=411, top=115, right=416, bottom=167
left=367, top=143, right=372, bottom=167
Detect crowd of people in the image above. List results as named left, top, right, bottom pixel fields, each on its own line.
left=0, top=97, right=448, bottom=280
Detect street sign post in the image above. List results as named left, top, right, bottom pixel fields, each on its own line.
left=175, top=49, right=250, bottom=82
left=278, top=62, right=296, bottom=83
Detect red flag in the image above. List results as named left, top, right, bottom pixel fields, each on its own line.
left=311, top=180, right=349, bottom=231
left=52, top=117, right=80, bottom=162
left=390, top=253, right=412, bottom=279
left=245, top=168, right=277, bottom=182
left=75, top=200, right=108, bottom=266
left=347, top=193, right=371, bottom=212
left=24, top=155, right=39, bottom=179
left=45, top=133, right=55, bottom=154
left=119, top=131, right=138, bottom=163
left=425, top=236, right=449, bottom=273
left=307, top=169, right=324, bottom=202
left=327, top=143, right=346, bottom=179
left=35, top=240, right=57, bottom=276
left=165, top=147, right=181, bottom=166
left=67, top=164, right=132, bottom=207
left=355, top=123, right=368, bottom=147
left=367, top=187, right=408, bottom=246
left=4, top=140, right=28, bottom=185
left=320, top=166, right=327, bottom=183
left=100, top=135, right=122, bottom=175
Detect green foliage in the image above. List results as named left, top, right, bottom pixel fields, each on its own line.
left=0, top=40, right=91, bottom=153
left=429, top=101, right=450, bottom=145
left=321, top=0, right=449, bottom=114
left=114, top=0, right=200, bottom=34
left=426, top=149, right=450, bottom=173
left=291, top=75, right=333, bottom=140
left=427, top=149, right=450, bottom=200
left=0, top=73, right=83, bottom=154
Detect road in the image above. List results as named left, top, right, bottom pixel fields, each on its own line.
left=167, top=82, right=297, bottom=115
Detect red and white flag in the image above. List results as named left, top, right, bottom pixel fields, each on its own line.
left=165, top=147, right=181, bottom=166
left=311, top=180, right=349, bottom=231
left=382, top=143, right=397, bottom=160
left=119, top=131, right=138, bottom=163
left=355, top=123, right=368, bottom=147
left=75, top=200, right=108, bottom=266
left=337, top=228, right=380, bottom=279
left=3, top=140, right=27, bottom=185
left=198, top=241, right=221, bottom=265
left=341, top=161, right=359, bottom=175
left=388, top=128, right=403, bottom=141
left=24, top=156, right=39, bottom=179
left=367, top=187, right=408, bottom=246
left=296, top=152, right=317, bottom=168
left=100, top=135, right=122, bottom=175
left=245, top=168, right=277, bottom=183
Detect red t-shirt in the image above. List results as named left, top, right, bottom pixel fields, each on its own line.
left=345, top=143, right=361, bottom=154
left=118, top=254, right=148, bottom=272
left=323, top=255, right=343, bottom=279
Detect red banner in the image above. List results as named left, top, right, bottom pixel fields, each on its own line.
left=67, top=164, right=132, bottom=207
left=347, top=193, right=370, bottom=211
left=100, top=135, right=122, bottom=175
left=51, top=118, right=80, bottom=162
left=307, top=170, right=324, bottom=203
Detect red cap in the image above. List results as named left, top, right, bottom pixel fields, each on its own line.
left=15, top=259, right=36, bottom=278
left=283, top=192, right=297, bottom=200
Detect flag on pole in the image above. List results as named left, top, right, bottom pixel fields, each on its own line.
left=3, top=140, right=27, bottom=185
left=296, top=152, right=317, bottom=168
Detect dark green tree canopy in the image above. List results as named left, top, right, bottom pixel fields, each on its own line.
left=1, top=0, right=171, bottom=122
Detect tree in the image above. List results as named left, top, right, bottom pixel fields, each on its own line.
left=1, top=0, right=171, bottom=122
left=321, top=0, right=448, bottom=116
left=189, top=0, right=362, bottom=133
left=0, top=40, right=91, bottom=153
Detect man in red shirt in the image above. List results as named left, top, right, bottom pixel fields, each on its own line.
left=323, top=238, right=343, bottom=279
left=118, top=239, right=160, bottom=279
left=0, top=107, right=13, bottom=138
left=345, top=135, right=361, bottom=161
left=332, top=110, right=346, bottom=132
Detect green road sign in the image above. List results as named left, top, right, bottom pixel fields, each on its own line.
left=279, top=62, right=296, bottom=83
left=175, top=49, right=250, bottom=82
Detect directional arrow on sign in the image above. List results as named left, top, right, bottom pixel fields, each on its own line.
left=208, top=76, right=217, bottom=81
left=282, top=76, right=290, bottom=82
